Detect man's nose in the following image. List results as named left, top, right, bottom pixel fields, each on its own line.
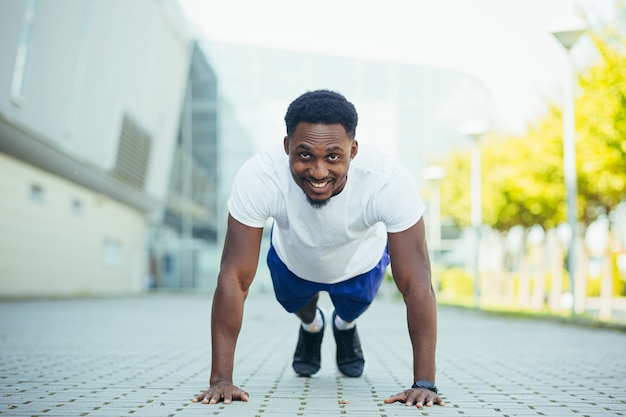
left=310, top=160, right=329, bottom=179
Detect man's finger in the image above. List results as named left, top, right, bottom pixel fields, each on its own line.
left=383, top=393, right=406, bottom=404
left=193, top=392, right=211, bottom=403
left=209, top=391, right=222, bottom=404
left=383, top=396, right=397, bottom=404
left=405, top=390, right=426, bottom=408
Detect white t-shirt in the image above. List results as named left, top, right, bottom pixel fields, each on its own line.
left=227, top=144, right=425, bottom=284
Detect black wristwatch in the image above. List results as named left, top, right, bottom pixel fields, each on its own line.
left=412, top=380, right=438, bottom=393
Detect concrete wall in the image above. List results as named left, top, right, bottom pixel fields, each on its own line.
left=0, top=0, right=191, bottom=296
left=0, top=153, right=146, bottom=296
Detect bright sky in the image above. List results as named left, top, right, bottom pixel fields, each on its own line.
left=177, top=0, right=617, bottom=134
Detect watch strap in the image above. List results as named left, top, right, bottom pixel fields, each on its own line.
left=411, top=380, right=438, bottom=393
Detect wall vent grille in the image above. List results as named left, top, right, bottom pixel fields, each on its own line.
left=112, top=114, right=151, bottom=189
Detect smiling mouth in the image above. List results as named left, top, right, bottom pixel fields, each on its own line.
left=309, top=180, right=329, bottom=189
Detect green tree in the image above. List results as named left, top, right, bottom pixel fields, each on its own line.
left=438, top=30, right=626, bottom=231
left=482, top=113, right=566, bottom=231
left=577, top=33, right=626, bottom=222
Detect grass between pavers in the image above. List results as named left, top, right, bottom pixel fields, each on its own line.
left=437, top=300, right=626, bottom=333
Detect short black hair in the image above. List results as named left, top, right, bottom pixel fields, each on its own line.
left=284, top=89, right=358, bottom=138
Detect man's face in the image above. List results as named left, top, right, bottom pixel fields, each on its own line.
left=284, top=122, right=358, bottom=208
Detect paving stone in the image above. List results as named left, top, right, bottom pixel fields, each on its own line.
left=1, top=289, right=625, bottom=416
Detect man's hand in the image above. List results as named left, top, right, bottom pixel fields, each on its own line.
left=384, top=387, right=445, bottom=409
left=192, top=381, right=249, bottom=404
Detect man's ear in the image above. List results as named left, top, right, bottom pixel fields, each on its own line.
left=283, top=136, right=289, bottom=154
left=350, top=140, right=359, bottom=160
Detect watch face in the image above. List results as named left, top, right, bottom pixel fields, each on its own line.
left=416, top=380, right=435, bottom=388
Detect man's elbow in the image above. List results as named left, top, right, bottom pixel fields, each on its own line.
left=216, top=270, right=255, bottom=297
left=395, top=273, right=433, bottom=299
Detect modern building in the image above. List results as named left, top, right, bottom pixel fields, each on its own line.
left=147, top=42, right=223, bottom=291
left=0, top=0, right=192, bottom=296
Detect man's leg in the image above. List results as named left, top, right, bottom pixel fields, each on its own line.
left=329, top=247, right=390, bottom=377
left=331, top=310, right=364, bottom=377
left=266, top=245, right=328, bottom=376
left=292, top=293, right=327, bottom=376
left=295, top=293, right=319, bottom=324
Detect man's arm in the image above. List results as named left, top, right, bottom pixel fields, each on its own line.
left=193, top=214, right=264, bottom=405
left=384, top=218, right=445, bottom=409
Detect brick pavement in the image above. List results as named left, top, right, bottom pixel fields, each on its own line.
left=1, top=287, right=625, bottom=417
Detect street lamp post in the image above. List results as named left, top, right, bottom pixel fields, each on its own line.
left=423, top=165, right=447, bottom=252
left=461, top=120, right=489, bottom=308
left=550, top=17, right=587, bottom=314
left=423, top=165, right=447, bottom=293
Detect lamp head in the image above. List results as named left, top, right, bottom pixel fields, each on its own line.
left=460, top=120, right=489, bottom=141
left=548, top=16, right=588, bottom=49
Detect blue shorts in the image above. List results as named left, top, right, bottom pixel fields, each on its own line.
left=266, top=244, right=390, bottom=322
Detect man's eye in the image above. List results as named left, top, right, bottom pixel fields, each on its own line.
left=299, top=153, right=311, bottom=159
left=328, top=154, right=340, bottom=161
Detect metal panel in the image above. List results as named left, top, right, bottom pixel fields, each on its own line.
left=112, top=114, right=152, bottom=190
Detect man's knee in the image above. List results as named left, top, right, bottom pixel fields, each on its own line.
left=295, top=293, right=320, bottom=322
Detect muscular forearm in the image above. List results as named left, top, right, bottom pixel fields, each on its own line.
left=209, top=278, right=247, bottom=385
left=404, top=283, right=438, bottom=382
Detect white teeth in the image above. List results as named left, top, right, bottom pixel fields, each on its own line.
left=310, top=181, right=328, bottom=188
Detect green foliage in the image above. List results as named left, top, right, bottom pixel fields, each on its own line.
left=438, top=267, right=474, bottom=300
left=437, top=151, right=471, bottom=228
left=482, top=113, right=566, bottom=230
left=577, top=34, right=626, bottom=222
left=587, top=252, right=626, bottom=296
left=437, top=29, right=626, bottom=231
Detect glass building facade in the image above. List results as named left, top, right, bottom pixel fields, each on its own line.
left=150, top=42, right=222, bottom=290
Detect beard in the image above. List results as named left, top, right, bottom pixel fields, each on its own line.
left=306, top=195, right=330, bottom=209
left=299, top=175, right=334, bottom=209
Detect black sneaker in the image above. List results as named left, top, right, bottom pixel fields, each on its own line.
left=332, top=310, right=365, bottom=377
left=292, top=308, right=325, bottom=376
